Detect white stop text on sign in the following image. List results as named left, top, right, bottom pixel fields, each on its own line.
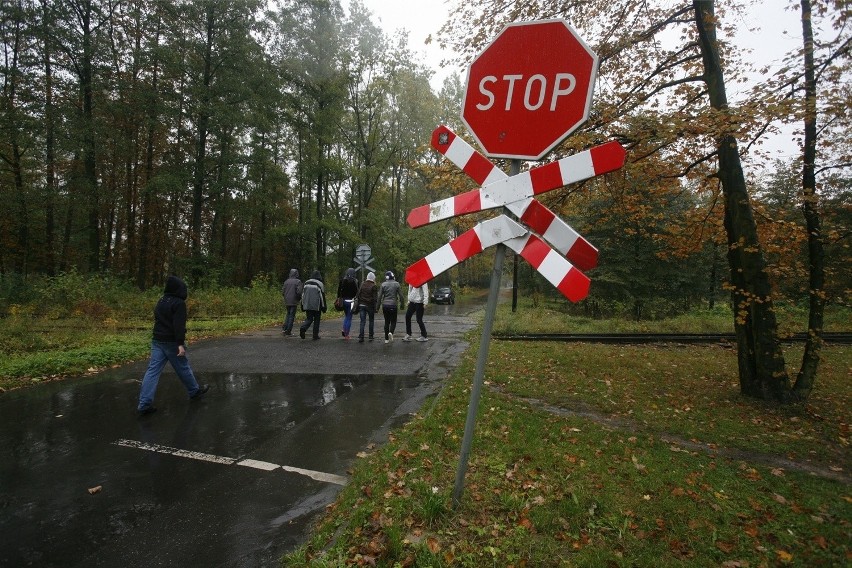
left=475, top=73, right=577, bottom=112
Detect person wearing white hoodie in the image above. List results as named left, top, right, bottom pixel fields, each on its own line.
left=403, top=282, right=429, bottom=342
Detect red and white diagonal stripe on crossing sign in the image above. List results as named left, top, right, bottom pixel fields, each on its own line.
left=503, top=232, right=590, bottom=302
left=410, top=127, right=624, bottom=226
left=425, top=125, right=602, bottom=271
left=517, top=197, right=598, bottom=272
left=406, top=215, right=527, bottom=287
left=405, top=214, right=591, bottom=302
left=409, top=126, right=624, bottom=271
left=430, top=126, right=506, bottom=187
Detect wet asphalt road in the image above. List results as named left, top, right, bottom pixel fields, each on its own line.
left=0, top=301, right=479, bottom=567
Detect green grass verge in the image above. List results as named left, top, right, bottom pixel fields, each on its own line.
left=283, top=337, right=851, bottom=566
left=0, top=315, right=277, bottom=391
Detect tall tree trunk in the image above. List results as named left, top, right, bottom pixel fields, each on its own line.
left=191, top=2, right=216, bottom=276
left=2, top=11, right=29, bottom=274
left=137, top=14, right=161, bottom=290
left=315, top=151, right=324, bottom=273
left=42, top=0, right=56, bottom=275
left=792, top=0, right=825, bottom=400
left=79, top=5, right=100, bottom=272
left=693, top=0, right=790, bottom=402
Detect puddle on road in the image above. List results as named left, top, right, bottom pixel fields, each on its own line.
left=0, top=371, right=425, bottom=568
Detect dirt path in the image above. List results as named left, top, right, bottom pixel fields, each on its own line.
left=490, top=386, right=851, bottom=485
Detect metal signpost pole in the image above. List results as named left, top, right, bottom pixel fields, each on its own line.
left=452, top=160, right=521, bottom=508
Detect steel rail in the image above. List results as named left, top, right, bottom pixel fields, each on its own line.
left=492, top=332, right=852, bottom=344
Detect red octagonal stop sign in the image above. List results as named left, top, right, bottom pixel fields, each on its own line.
left=461, top=19, right=598, bottom=161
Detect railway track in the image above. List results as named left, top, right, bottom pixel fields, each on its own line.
left=492, top=332, right=852, bottom=344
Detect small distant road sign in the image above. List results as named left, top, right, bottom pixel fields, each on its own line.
left=353, top=244, right=375, bottom=273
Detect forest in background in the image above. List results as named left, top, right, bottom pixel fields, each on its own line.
left=0, top=1, right=849, bottom=324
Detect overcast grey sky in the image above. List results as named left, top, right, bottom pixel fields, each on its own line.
left=354, top=0, right=803, bottom=162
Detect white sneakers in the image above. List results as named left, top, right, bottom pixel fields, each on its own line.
left=390, top=333, right=429, bottom=343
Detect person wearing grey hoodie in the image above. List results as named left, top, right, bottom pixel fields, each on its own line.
left=137, top=275, right=208, bottom=415
left=298, top=270, right=327, bottom=339
left=377, top=270, right=405, bottom=343
left=281, top=268, right=303, bottom=335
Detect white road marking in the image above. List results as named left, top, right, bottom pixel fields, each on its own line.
left=113, top=439, right=347, bottom=485
left=114, top=439, right=236, bottom=465
left=281, top=465, right=349, bottom=486
left=237, top=458, right=280, bottom=471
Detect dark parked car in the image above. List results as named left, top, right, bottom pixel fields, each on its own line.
left=431, top=286, right=455, bottom=304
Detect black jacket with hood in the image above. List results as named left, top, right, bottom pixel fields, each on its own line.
left=337, top=267, right=359, bottom=300
left=152, top=275, right=189, bottom=346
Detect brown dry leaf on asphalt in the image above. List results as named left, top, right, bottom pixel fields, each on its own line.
left=87, top=485, right=102, bottom=495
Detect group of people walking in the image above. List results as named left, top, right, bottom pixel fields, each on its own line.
left=281, top=268, right=430, bottom=344
left=134, top=268, right=433, bottom=415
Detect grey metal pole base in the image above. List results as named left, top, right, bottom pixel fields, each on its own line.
left=451, top=242, right=506, bottom=508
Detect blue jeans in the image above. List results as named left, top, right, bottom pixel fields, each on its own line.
left=137, top=340, right=202, bottom=410
left=283, top=305, right=297, bottom=332
left=342, top=300, right=356, bottom=336
left=358, top=305, right=374, bottom=339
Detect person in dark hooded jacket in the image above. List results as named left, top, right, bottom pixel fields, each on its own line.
left=298, top=270, right=327, bottom=339
left=281, top=268, right=303, bottom=335
left=336, top=267, right=359, bottom=339
left=137, top=275, right=208, bottom=415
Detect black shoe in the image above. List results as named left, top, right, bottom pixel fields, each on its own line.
left=312, top=336, right=320, bottom=340
left=137, top=406, right=157, bottom=416
left=190, top=384, right=209, bottom=400
left=358, top=337, right=364, bottom=343
left=299, top=329, right=305, bottom=339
